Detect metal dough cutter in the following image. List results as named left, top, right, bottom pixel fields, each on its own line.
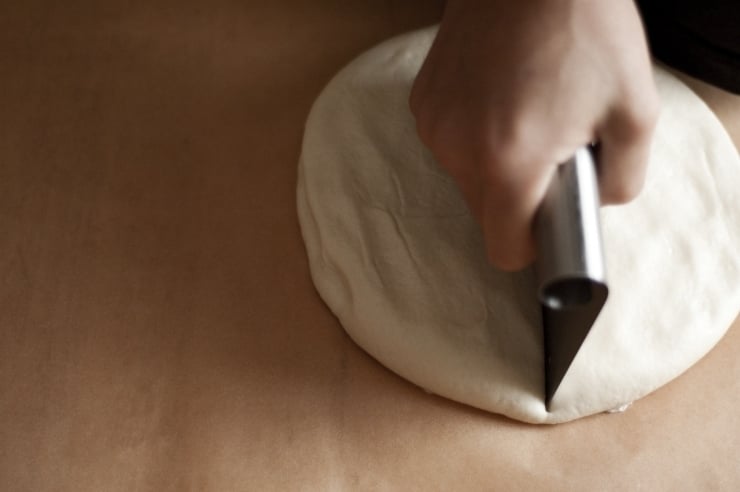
left=534, top=146, right=609, bottom=409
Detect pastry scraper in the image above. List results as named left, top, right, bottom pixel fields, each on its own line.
left=534, top=146, right=608, bottom=408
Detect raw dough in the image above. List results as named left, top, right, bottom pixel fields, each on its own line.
left=296, top=27, right=740, bottom=424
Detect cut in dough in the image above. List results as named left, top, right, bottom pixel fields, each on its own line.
left=297, top=27, right=740, bottom=424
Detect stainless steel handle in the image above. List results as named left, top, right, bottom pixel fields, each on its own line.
left=534, top=146, right=607, bottom=310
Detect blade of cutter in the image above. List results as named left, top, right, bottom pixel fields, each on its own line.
left=543, top=281, right=608, bottom=408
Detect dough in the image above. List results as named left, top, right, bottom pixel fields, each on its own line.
left=296, top=27, right=740, bottom=424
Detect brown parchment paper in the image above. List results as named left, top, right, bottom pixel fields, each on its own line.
left=1, top=1, right=739, bottom=490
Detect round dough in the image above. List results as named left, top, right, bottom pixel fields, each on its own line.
left=296, top=27, right=740, bottom=424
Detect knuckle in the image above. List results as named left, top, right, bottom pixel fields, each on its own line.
left=480, top=157, right=539, bottom=207
left=479, top=135, right=532, bottom=188
left=489, top=120, right=532, bottom=160
left=620, top=99, right=660, bottom=141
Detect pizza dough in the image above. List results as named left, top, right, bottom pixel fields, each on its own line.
left=296, top=27, right=740, bottom=424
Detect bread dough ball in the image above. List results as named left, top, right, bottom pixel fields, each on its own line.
left=296, top=27, right=740, bottom=423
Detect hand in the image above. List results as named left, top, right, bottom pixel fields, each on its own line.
left=410, top=0, right=659, bottom=270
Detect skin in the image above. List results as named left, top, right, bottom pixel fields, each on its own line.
left=410, top=0, right=660, bottom=271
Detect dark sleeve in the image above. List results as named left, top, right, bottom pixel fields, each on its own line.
left=635, top=0, right=740, bottom=94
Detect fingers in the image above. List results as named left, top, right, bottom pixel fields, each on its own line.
left=478, top=91, right=659, bottom=271
left=480, top=156, right=553, bottom=271
left=597, top=96, right=660, bottom=205
left=414, top=109, right=553, bottom=271
left=481, top=184, right=538, bottom=271
left=412, top=104, right=565, bottom=271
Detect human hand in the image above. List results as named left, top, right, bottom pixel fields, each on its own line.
left=410, top=0, right=659, bottom=270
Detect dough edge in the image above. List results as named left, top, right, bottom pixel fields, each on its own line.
left=296, top=26, right=740, bottom=424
